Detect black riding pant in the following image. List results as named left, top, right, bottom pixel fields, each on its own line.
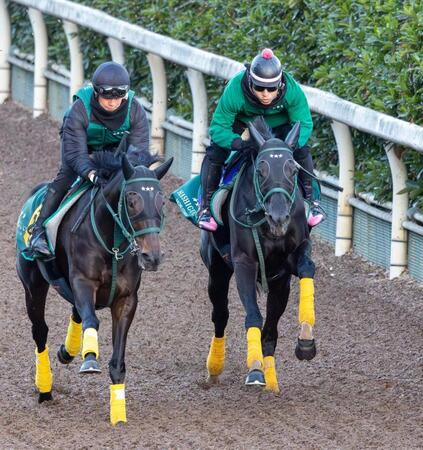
left=49, top=163, right=78, bottom=196
left=36, top=163, right=79, bottom=224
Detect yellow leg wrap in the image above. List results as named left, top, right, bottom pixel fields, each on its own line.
left=206, top=336, right=225, bottom=376
left=110, top=384, right=127, bottom=425
left=35, top=346, right=53, bottom=393
left=264, top=356, right=280, bottom=393
left=81, top=328, right=99, bottom=359
left=246, top=327, right=263, bottom=369
left=299, top=278, right=315, bottom=326
left=65, top=316, right=82, bottom=357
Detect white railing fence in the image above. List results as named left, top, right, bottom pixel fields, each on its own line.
left=1, top=0, right=423, bottom=280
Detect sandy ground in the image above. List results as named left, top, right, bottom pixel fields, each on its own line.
left=0, top=101, right=422, bottom=450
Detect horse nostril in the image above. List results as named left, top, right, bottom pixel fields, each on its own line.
left=141, top=252, right=153, bottom=263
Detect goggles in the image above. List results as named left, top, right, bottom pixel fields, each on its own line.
left=95, top=85, right=129, bottom=99
left=252, top=84, right=279, bottom=93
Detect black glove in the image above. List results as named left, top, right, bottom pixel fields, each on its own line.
left=88, top=170, right=108, bottom=187
left=231, top=137, right=256, bottom=154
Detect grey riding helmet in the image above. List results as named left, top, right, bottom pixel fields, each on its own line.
left=92, top=61, right=130, bottom=99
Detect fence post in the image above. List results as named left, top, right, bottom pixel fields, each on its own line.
left=63, top=21, right=84, bottom=101
left=0, top=0, right=11, bottom=103
left=28, top=8, right=48, bottom=117
left=186, top=68, right=208, bottom=177
left=385, top=143, right=408, bottom=279
left=147, top=53, right=167, bottom=156
left=331, top=121, right=355, bottom=256
left=107, top=37, right=125, bottom=65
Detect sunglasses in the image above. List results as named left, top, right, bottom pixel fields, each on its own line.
left=252, top=84, right=279, bottom=92
left=96, top=85, right=129, bottom=99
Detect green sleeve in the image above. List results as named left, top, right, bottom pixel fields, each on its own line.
left=209, top=76, right=244, bottom=149
left=284, top=75, right=313, bottom=147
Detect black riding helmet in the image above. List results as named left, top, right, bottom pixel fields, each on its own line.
left=92, top=61, right=130, bottom=99
left=249, top=48, right=283, bottom=89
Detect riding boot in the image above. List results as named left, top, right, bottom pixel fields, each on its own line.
left=29, top=187, right=65, bottom=256
left=198, top=156, right=223, bottom=231
left=296, top=150, right=325, bottom=227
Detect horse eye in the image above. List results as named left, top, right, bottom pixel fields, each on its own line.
left=257, top=160, right=270, bottom=180
left=155, top=192, right=165, bottom=213
left=126, top=191, right=144, bottom=216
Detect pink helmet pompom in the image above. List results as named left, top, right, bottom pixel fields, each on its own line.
left=261, top=48, right=274, bottom=60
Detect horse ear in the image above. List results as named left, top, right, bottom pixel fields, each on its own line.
left=122, top=154, right=135, bottom=180
left=248, top=121, right=265, bottom=147
left=285, top=122, right=301, bottom=149
left=153, top=157, right=173, bottom=180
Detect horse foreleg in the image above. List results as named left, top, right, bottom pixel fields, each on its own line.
left=57, top=306, right=82, bottom=365
left=109, top=294, right=137, bottom=426
left=233, top=255, right=265, bottom=386
left=17, top=256, right=52, bottom=403
left=206, top=249, right=232, bottom=381
left=72, top=278, right=101, bottom=373
left=296, top=241, right=317, bottom=361
left=262, top=275, right=291, bottom=394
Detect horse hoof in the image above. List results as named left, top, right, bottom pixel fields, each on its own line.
left=295, top=338, right=316, bottom=361
left=57, top=344, right=74, bottom=365
left=207, top=374, right=220, bottom=384
left=245, top=369, right=266, bottom=386
left=38, top=392, right=53, bottom=403
left=79, top=353, right=101, bottom=374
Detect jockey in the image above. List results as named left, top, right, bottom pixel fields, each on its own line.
left=198, top=48, right=324, bottom=231
left=29, top=61, right=150, bottom=257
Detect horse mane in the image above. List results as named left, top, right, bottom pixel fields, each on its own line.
left=250, top=116, right=274, bottom=141
left=91, top=147, right=163, bottom=178
left=91, top=151, right=122, bottom=172
left=127, top=145, right=164, bottom=168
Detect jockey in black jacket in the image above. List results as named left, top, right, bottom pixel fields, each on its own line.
left=29, top=61, right=150, bottom=257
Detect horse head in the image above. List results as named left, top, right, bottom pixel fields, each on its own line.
left=92, top=147, right=173, bottom=272
left=120, top=153, right=173, bottom=271
left=248, top=118, right=300, bottom=237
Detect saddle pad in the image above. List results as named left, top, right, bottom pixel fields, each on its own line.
left=44, top=183, right=90, bottom=251
left=16, top=184, right=48, bottom=260
left=16, top=183, right=90, bottom=260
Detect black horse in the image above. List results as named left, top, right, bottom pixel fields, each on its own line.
left=201, top=117, right=316, bottom=392
left=16, top=147, right=172, bottom=424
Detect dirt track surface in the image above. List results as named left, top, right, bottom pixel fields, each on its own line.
left=0, top=101, right=422, bottom=450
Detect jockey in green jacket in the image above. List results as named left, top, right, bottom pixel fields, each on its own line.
left=29, top=61, right=150, bottom=257
left=198, top=48, right=324, bottom=231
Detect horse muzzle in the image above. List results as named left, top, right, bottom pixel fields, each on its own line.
left=136, top=235, right=162, bottom=271
left=137, top=251, right=162, bottom=271
left=266, top=213, right=290, bottom=237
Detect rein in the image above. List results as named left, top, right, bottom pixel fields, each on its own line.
left=229, top=146, right=299, bottom=293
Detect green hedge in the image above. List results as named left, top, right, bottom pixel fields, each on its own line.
left=7, top=0, right=423, bottom=207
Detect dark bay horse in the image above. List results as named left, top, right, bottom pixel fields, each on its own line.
left=200, top=118, right=316, bottom=393
left=16, top=147, right=172, bottom=424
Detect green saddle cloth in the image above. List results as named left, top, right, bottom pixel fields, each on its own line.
left=169, top=175, right=201, bottom=225
left=16, top=182, right=91, bottom=260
